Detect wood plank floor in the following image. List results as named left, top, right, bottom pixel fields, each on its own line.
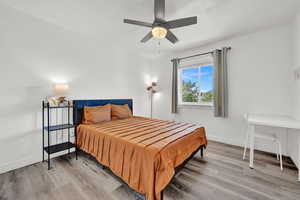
left=1, top=141, right=300, bottom=200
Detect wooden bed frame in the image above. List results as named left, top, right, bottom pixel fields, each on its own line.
left=73, top=99, right=205, bottom=200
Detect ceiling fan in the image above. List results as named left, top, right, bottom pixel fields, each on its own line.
left=124, top=0, right=197, bottom=44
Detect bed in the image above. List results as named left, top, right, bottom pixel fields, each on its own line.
left=73, top=99, right=207, bottom=200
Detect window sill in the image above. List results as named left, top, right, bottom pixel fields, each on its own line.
left=178, top=104, right=213, bottom=109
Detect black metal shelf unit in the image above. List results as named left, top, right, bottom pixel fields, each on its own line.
left=42, top=101, right=77, bottom=170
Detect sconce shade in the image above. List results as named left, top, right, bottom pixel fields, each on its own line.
left=146, top=82, right=157, bottom=94
left=53, top=84, right=69, bottom=96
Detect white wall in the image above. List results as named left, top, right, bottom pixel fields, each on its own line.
left=288, top=9, right=300, bottom=169
left=0, top=3, right=151, bottom=173
left=292, top=10, right=300, bottom=120
left=150, top=24, right=293, bottom=154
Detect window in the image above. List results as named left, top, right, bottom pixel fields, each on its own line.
left=178, top=63, right=214, bottom=106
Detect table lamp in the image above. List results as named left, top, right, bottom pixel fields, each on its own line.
left=53, top=83, right=69, bottom=104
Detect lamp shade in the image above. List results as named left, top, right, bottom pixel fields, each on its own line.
left=53, top=83, right=69, bottom=96
left=146, top=82, right=158, bottom=94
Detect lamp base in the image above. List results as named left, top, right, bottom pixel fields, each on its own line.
left=58, top=96, right=66, bottom=104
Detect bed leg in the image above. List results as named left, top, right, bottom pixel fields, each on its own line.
left=200, top=146, right=204, bottom=158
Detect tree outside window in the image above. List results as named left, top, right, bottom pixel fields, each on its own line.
left=179, top=65, right=214, bottom=105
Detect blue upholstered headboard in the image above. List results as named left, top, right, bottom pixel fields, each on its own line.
left=73, top=99, right=133, bottom=125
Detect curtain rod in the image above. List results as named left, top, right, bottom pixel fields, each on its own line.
left=172, top=47, right=231, bottom=62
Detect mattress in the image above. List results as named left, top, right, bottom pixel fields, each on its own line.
left=76, top=116, right=207, bottom=200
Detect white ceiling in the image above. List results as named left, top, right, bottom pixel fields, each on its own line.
left=0, top=0, right=299, bottom=53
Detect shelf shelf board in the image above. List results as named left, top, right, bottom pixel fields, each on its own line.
left=43, top=105, right=73, bottom=109
left=48, top=105, right=73, bottom=109
left=44, top=124, right=74, bottom=132
left=44, top=142, right=76, bottom=154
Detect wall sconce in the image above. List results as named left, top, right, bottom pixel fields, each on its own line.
left=147, top=82, right=157, bottom=118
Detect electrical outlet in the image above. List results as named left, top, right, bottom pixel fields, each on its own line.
left=294, top=68, right=300, bottom=81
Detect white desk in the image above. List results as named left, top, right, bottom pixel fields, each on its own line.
left=246, top=114, right=300, bottom=181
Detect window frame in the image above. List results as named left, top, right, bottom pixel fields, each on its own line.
left=177, top=61, right=214, bottom=107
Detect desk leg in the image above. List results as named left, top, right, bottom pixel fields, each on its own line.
left=243, top=124, right=250, bottom=160
left=249, top=125, right=255, bottom=169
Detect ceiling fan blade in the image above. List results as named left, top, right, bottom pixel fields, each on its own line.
left=124, top=19, right=153, bottom=27
left=166, top=30, right=178, bottom=44
left=166, top=16, right=197, bottom=29
left=154, top=0, right=165, bottom=21
left=141, top=31, right=153, bottom=43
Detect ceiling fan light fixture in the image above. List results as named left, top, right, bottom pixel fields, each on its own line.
left=152, top=26, right=167, bottom=39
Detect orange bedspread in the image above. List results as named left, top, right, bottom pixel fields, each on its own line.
left=77, top=117, right=207, bottom=200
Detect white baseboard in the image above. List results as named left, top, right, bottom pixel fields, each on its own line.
left=0, top=149, right=76, bottom=175
left=207, top=133, right=290, bottom=157
left=207, top=134, right=244, bottom=147
left=0, top=155, right=40, bottom=174
left=0, top=136, right=240, bottom=175
left=0, top=135, right=289, bottom=174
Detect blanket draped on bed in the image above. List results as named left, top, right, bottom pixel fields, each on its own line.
left=77, top=117, right=207, bottom=200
